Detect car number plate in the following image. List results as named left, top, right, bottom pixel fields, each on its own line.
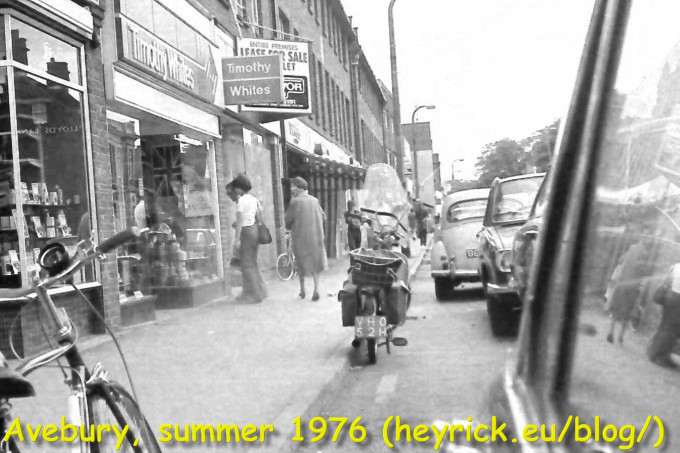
left=354, top=316, right=388, bottom=339
left=466, top=249, right=480, bottom=258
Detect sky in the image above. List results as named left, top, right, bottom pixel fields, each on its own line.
left=339, top=0, right=596, bottom=181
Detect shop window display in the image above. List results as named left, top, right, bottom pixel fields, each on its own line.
left=0, top=17, right=92, bottom=289
left=107, top=127, right=222, bottom=301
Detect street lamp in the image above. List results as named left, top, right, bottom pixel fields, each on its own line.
left=411, top=105, right=436, bottom=198
left=388, top=0, right=404, bottom=183
left=451, top=158, right=464, bottom=191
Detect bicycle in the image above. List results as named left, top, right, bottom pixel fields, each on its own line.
left=0, top=227, right=161, bottom=453
left=276, top=230, right=296, bottom=281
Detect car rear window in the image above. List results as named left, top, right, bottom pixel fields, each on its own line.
left=492, top=176, right=544, bottom=223
left=446, top=199, right=487, bottom=222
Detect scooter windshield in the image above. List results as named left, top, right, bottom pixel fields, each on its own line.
left=356, top=164, right=411, bottom=230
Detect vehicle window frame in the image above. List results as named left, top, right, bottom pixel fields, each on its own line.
left=445, top=198, right=487, bottom=224
left=511, top=0, right=632, bottom=420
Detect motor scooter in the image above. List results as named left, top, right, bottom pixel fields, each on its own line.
left=339, top=208, right=411, bottom=364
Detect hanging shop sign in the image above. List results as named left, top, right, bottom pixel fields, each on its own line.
left=116, top=16, right=219, bottom=104
left=222, top=55, right=284, bottom=105
left=237, top=38, right=311, bottom=114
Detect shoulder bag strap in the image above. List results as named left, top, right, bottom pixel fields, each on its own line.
left=255, top=198, right=264, bottom=225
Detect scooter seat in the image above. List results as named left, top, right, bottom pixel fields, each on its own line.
left=0, top=366, right=35, bottom=399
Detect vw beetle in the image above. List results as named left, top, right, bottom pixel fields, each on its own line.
left=431, top=188, right=490, bottom=300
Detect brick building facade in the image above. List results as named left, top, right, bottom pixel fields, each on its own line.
left=0, top=0, right=396, bottom=358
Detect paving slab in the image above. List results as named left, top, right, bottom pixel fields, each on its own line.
left=8, top=239, right=431, bottom=453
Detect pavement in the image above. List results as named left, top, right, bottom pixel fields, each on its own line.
left=9, top=237, right=432, bottom=453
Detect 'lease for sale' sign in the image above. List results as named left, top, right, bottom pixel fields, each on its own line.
left=237, top=38, right=311, bottom=114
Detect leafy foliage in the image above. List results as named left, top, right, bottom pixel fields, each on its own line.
left=472, top=119, right=560, bottom=187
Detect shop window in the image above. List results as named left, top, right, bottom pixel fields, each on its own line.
left=120, top=0, right=154, bottom=32
left=10, top=19, right=81, bottom=84
left=0, top=68, right=92, bottom=288
left=118, top=135, right=223, bottom=295
left=0, top=17, right=6, bottom=60
left=153, top=3, right=178, bottom=48
left=176, top=20, right=198, bottom=61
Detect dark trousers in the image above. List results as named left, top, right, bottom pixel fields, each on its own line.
left=240, top=225, right=267, bottom=300
left=348, top=227, right=361, bottom=250
left=417, top=227, right=427, bottom=246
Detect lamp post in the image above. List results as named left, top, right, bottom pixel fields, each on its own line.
left=388, top=0, right=404, bottom=183
left=411, top=105, right=435, bottom=198
left=451, top=158, right=464, bottom=191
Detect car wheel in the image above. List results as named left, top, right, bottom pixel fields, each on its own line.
left=487, top=295, right=517, bottom=337
left=434, top=278, right=453, bottom=301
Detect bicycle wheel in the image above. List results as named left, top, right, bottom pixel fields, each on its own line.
left=276, top=253, right=295, bottom=280
left=88, top=381, right=161, bottom=453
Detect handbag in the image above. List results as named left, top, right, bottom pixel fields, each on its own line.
left=256, top=202, right=272, bottom=245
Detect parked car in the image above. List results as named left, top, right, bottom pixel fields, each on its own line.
left=430, top=188, right=490, bottom=300
left=453, top=2, right=680, bottom=451
left=478, top=172, right=545, bottom=336
left=510, top=172, right=550, bottom=303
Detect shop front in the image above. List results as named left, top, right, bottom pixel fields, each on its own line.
left=102, top=0, right=228, bottom=311
left=283, top=119, right=365, bottom=258
left=0, top=1, right=103, bottom=357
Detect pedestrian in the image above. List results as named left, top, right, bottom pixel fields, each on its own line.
left=284, top=177, right=328, bottom=301
left=229, top=174, right=267, bottom=303
left=407, top=207, right=417, bottom=241
left=415, top=200, right=429, bottom=246
left=605, top=241, right=652, bottom=344
left=648, top=263, right=680, bottom=369
left=344, top=200, right=362, bottom=251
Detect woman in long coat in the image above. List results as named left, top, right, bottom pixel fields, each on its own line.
left=285, top=177, right=328, bottom=301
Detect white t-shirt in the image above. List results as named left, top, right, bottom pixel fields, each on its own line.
left=238, top=193, right=260, bottom=227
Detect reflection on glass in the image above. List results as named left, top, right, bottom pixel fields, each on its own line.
left=0, top=16, right=6, bottom=60
left=13, top=69, right=92, bottom=284
left=11, top=19, right=81, bottom=84
left=0, top=68, right=19, bottom=288
left=124, top=135, right=221, bottom=292
left=447, top=199, right=487, bottom=222
left=572, top=3, right=680, bottom=450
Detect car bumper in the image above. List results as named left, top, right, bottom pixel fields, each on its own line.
left=431, top=269, right=479, bottom=280
left=486, top=275, right=519, bottom=297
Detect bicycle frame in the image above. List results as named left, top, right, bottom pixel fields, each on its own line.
left=0, top=228, right=156, bottom=453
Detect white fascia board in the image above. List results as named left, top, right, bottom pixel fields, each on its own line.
left=24, top=0, right=94, bottom=37
left=114, top=69, right=220, bottom=137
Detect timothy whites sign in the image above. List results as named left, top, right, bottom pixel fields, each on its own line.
left=222, top=55, right=284, bottom=105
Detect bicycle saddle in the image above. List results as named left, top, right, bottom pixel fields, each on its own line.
left=0, top=365, right=35, bottom=399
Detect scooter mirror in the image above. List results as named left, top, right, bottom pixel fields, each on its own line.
left=391, top=337, right=408, bottom=346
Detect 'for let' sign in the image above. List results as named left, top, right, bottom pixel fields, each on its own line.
left=222, top=54, right=284, bottom=105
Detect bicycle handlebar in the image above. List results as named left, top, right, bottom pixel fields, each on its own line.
left=359, top=208, right=408, bottom=233
left=97, top=227, right=145, bottom=254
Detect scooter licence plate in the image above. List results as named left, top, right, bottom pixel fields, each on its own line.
left=354, top=316, right=388, bottom=339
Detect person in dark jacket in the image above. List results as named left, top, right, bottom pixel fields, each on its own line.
left=648, top=263, right=680, bottom=369
left=344, top=200, right=362, bottom=251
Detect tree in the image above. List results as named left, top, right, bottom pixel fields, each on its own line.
left=521, top=119, right=560, bottom=172
left=475, top=139, right=529, bottom=186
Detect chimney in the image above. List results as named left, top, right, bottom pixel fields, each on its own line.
left=11, top=30, right=29, bottom=65
left=47, top=58, right=71, bottom=82
left=348, top=16, right=353, bottom=27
